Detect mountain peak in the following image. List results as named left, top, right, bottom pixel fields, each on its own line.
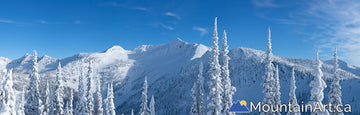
left=169, top=38, right=186, bottom=45
left=105, top=45, right=126, bottom=53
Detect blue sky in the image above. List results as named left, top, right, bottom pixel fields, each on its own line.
left=1, top=0, right=360, bottom=66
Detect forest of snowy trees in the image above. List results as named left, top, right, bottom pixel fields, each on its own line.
left=0, top=17, right=348, bottom=115
left=0, top=50, right=157, bottom=115
left=0, top=50, right=156, bottom=115
left=0, top=50, right=121, bottom=115
left=190, top=18, right=346, bottom=115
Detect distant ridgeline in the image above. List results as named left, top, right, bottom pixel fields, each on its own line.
left=0, top=17, right=359, bottom=115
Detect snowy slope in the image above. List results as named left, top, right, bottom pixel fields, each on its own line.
left=1, top=38, right=360, bottom=114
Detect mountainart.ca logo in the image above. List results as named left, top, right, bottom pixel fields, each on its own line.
left=228, top=99, right=352, bottom=114
left=229, top=100, right=250, bottom=113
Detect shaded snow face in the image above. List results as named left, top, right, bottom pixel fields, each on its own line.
left=2, top=38, right=360, bottom=114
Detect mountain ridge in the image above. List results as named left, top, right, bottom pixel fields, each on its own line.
left=1, top=38, right=360, bottom=114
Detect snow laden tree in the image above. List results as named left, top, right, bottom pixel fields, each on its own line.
left=220, top=30, right=236, bottom=115
left=309, top=50, right=329, bottom=115
left=94, top=76, right=104, bottom=115
left=139, top=77, right=149, bottom=115
left=328, top=47, right=343, bottom=115
left=261, top=28, right=276, bottom=115
left=191, top=62, right=206, bottom=115
left=76, top=68, right=87, bottom=115
left=207, top=17, right=223, bottom=115
left=25, top=50, right=43, bottom=115
left=131, top=109, right=134, bottom=115
left=197, top=62, right=206, bottom=115
left=105, top=82, right=115, bottom=115
left=66, top=90, right=73, bottom=115
left=274, top=65, right=281, bottom=106
left=287, top=68, right=300, bottom=115
left=0, top=71, right=5, bottom=113
left=190, top=82, right=199, bottom=115
left=52, top=62, right=64, bottom=115
left=149, top=95, right=155, bottom=115
left=43, top=81, right=52, bottom=115
left=4, top=69, right=16, bottom=114
left=18, top=88, right=26, bottom=115
left=86, top=61, right=95, bottom=115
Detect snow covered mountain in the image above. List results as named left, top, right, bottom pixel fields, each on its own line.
left=1, top=38, right=360, bottom=114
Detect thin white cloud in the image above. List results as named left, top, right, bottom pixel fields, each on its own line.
left=160, top=23, right=173, bottom=30
left=164, top=12, right=180, bottom=19
left=154, top=23, right=174, bottom=30
left=98, top=2, right=124, bottom=7
left=74, top=20, right=81, bottom=24
left=40, top=20, right=48, bottom=24
left=300, top=0, right=360, bottom=66
left=99, top=2, right=148, bottom=11
left=0, top=19, right=17, bottom=24
left=133, top=7, right=148, bottom=11
left=192, top=26, right=208, bottom=36
left=252, top=0, right=278, bottom=8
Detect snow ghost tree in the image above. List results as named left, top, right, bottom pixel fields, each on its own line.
left=24, top=50, right=43, bottom=115
left=309, top=50, right=329, bottom=115
left=95, top=75, right=104, bottom=115
left=76, top=68, right=87, bottom=115
left=220, top=30, right=236, bottom=115
left=4, top=69, right=16, bottom=114
left=198, top=62, right=206, bottom=115
left=207, top=17, right=223, bottom=115
left=328, top=47, right=343, bottom=115
left=86, top=61, right=95, bottom=115
left=43, top=81, right=52, bottom=115
left=287, top=67, right=300, bottom=115
left=190, top=82, right=199, bottom=115
left=52, top=62, right=64, bottom=115
left=0, top=70, right=4, bottom=114
left=66, top=90, right=74, bottom=115
left=261, top=27, right=276, bottom=115
left=274, top=65, right=281, bottom=106
left=150, top=95, right=155, bottom=115
left=105, top=82, right=115, bottom=115
left=191, top=62, right=206, bottom=115
left=139, top=77, right=149, bottom=115
left=17, top=88, right=26, bottom=115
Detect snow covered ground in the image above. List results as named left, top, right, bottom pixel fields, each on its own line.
left=1, top=38, right=359, bottom=114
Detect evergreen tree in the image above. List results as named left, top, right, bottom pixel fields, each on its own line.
left=149, top=95, right=155, bottom=115
left=0, top=70, right=5, bottom=113
left=131, top=109, right=134, bottom=115
left=52, top=62, right=64, bottom=115
left=66, top=90, right=74, bottom=115
left=17, top=88, right=26, bottom=115
left=76, top=68, right=87, bottom=115
left=95, top=76, right=104, bottom=115
left=261, top=27, right=276, bottom=115
left=309, top=50, right=329, bottom=115
left=198, top=62, right=206, bottom=115
left=274, top=65, right=281, bottom=105
left=220, top=30, right=236, bottom=115
left=25, top=50, right=43, bottom=115
left=207, top=17, right=223, bottom=115
left=328, top=47, right=343, bottom=115
left=190, top=82, right=199, bottom=115
left=287, top=68, right=300, bottom=115
left=4, top=69, right=16, bottom=114
left=86, top=61, right=95, bottom=115
left=139, top=77, right=149, bottom=115
left=43, top=81, right=52, bottom=115
left=105, top=82, right=115, bottom=115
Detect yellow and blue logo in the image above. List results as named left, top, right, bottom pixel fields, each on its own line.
left=229, top=100, right=250, bottom=113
